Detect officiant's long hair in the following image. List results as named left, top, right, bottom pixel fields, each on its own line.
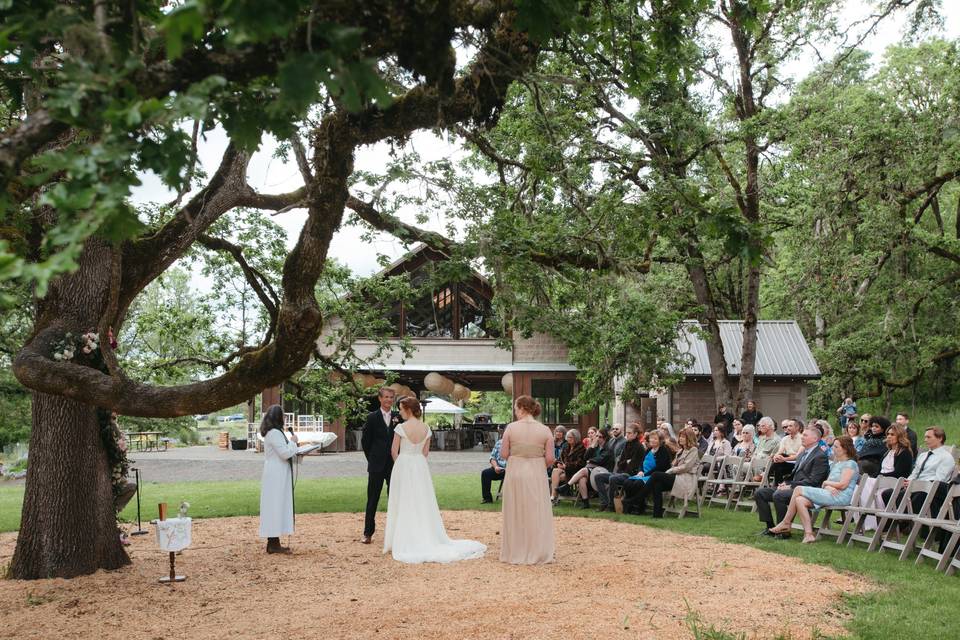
left=259, top=404, right=286, bottom=437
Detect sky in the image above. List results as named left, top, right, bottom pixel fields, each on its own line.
left=129, top=2, right=960, bottom=280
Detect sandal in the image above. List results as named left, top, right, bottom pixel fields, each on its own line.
left=802, top=533, right=817, bottom=544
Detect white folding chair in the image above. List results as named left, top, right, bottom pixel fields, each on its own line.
left=838, top=476, right=902, bottom=547
left=871, top=479, right=938, bottom=554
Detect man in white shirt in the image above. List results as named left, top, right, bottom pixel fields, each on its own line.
left=769, top=419, right=802, bottom=484
left=881, top=427, right=957, bottom=524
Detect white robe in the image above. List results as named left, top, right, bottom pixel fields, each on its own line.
left=259, top=429, right=298, bottom=538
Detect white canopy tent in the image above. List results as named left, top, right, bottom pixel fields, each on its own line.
left=421, top=397, right=467, bottom=414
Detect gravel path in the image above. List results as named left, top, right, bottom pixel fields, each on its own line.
left=126, top=446, right=490, bottom=483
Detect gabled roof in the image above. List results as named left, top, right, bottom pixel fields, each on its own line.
left=678, top=320, right=820, bottom=379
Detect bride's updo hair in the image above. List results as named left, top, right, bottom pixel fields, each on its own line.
left=514, top=395, right=542, bottom=418
left=398, top=396, right=422, bottom=418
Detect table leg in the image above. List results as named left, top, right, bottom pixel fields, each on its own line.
left=159, top=551, right=186, bottom=583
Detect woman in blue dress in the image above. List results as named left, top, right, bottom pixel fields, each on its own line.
left=769, top=436, right=860, bottom=544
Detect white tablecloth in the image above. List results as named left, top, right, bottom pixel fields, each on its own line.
left=156, top=517, right=192, bottom=552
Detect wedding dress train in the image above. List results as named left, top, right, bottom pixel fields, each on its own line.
left=383, top=422, right=486, bottom=564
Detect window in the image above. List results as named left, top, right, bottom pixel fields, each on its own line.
left=458, top=282, right=500, bottom=338
left=531, top=379, right=575, bottom=424
left=405, top=285, right=455, bottom=337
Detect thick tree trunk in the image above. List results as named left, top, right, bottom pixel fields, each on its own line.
left=11, top=238, right=128, bottom=579
left=11, top=393, right=129, bottom=579
left=684, top=242, right=734, bottom=409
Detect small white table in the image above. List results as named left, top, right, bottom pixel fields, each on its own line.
left=155, top=517, right=191, bottom=583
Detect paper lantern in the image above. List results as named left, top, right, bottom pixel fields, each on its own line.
left=398, top=385, right=416, bottom=400
left=501, top=373, right=514, bottom=394
left=327, top=371, right=345, bottom=383
left=353, top=373, right=378, bottom=388
left=388, top=382, right=405, bottom=396
left=452, top=383, right=471, bottom=401
left=424, top=372, right=454, bottom=395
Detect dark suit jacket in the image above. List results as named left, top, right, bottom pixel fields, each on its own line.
left=361, top=409, right=398, bottom=474
left=787, top=446, right=829, bottom=488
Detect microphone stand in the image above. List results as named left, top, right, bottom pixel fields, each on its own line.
left=130, top=467, right=148, bottom=536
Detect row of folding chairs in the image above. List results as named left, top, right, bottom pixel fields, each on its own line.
left=658, top=453, right=777, bottom=519
left=700, top=453, right=775, bottom=513
left=804, top=474, right=960, bottom=575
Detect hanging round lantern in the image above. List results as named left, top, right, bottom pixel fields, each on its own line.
left=501, top=372, right=514, bottom=395
left=452, top=383, right=471, bottom=401
left=424, top=372, right=454, bottom=395
left=388, top=382, right=405, bottom=396
left=399, top=385, right=416, bottom=400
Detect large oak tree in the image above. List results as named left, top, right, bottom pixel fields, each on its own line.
left=1, top=0, right=569, bottom=580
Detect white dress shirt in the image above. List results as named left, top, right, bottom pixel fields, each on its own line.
left=908, top=447, right=956, bottom=482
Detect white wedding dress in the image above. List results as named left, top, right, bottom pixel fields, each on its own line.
left=383, top=421, right=486, bottom=563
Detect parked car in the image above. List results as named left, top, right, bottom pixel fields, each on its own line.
left=227, top=414, right=245, bottom=422
left=193, top=414, right=208, bottom=421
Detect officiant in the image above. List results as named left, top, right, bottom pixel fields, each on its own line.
left=259, top=404, right=298, bottom=554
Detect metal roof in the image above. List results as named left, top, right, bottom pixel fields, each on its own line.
left=677, top=321, right=820, bottom=378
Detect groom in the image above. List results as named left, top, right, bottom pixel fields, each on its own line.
left=360, top=386, right=399, bottom=544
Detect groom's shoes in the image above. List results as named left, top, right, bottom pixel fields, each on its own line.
left=360, top=535, right=372, bottom=544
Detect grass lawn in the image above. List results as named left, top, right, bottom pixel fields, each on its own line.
left=1, top=475, right=958, bottom=639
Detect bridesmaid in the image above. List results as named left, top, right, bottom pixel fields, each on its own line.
left=500, top=395, right=556, bottom=564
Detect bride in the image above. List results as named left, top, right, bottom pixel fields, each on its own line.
left=383, top=396, right=486, bottom=563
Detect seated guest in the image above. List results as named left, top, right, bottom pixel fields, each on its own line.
left=695, top=422, right=709, bottom=455
left=646, top=427, right=701, bottom=517
left=582, top=426, right=597, bottom=448
left=754, top=417, right=781, bottom=458
left=568, top=428, right=614, bottom=508
left=845, top=419, right=865, bottom=453
left=703, top=425, right=732, bottom=478
left=879, top=424, right=914, bottom=479
left=857, top=416, right=889, bottom=477
left=881, top=427, right=956, bottom=542
left=769, top=436, right=860, bottom=543
left=480, top=426, right=507, bottom=504
left=658, top=423, right=679, bottom=454
left=769, top=419, right=803, bottom=484
left=755, top=425, right=830, bottom=538
left=706, top=424, right=732, bottom=457
left=608, top=423, right=626, bottom=461
left=552, top=425, right=568, bottom=464
left=750, top=417, right=781, bottom=479
left=622, top=430, right=673, bottom=515
left=728, top=418, right=744, bottom=445
left=734, top=425, right=756, bottom=460
left=598, top=423, right=644, bottom=512
left=550, top=429, right=585, bottom=505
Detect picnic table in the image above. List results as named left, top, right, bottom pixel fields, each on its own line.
left=124, top=431, right=167, bottom=452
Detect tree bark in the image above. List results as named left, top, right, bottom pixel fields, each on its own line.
left=12, top=238, right=129, bottom=579
left=11, top=394, right=128, bottom=579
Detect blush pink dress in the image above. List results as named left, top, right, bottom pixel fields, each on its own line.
left=500, top=416, right=555, bottom=564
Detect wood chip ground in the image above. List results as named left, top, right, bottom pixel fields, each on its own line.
left=0, top=512, right=873, bottom=639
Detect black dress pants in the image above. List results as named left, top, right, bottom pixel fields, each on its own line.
left=481, top=466, right=505, bottom=501
left=648, top=471, right=676, bottom=516
left=364, top=468, right=392, bottom=537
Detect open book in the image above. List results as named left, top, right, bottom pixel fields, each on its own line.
left=296, top=443, right=323, bottom=456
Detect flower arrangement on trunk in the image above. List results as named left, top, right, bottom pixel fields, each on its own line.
left=99, top=409, right=131, bottom=499
left=51, top=331, right=100, bottom=361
